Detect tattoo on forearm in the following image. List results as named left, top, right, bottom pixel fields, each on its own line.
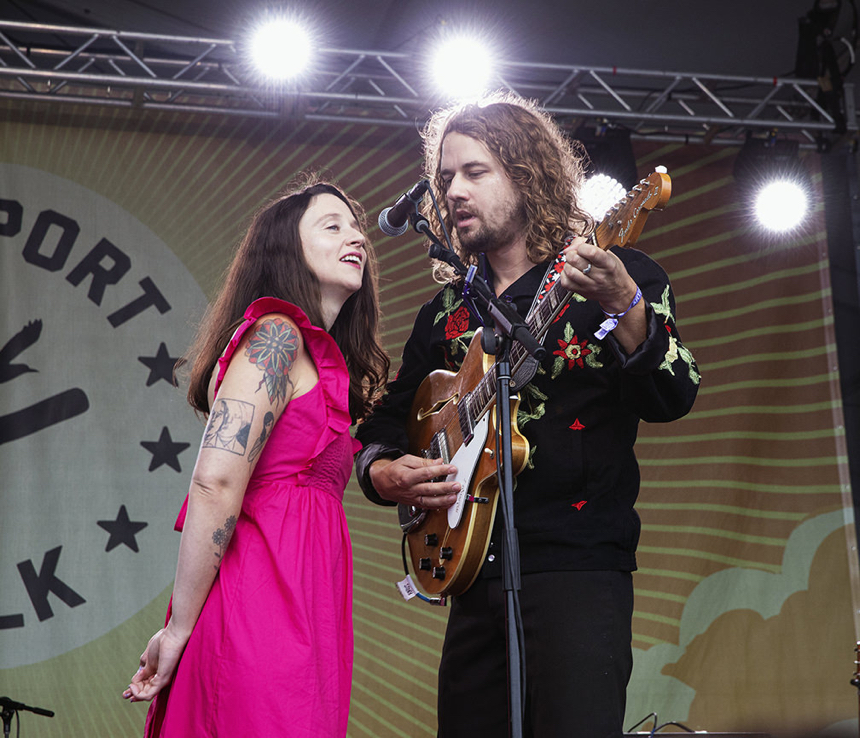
left=203, top=398, right=255, bottom=455
left=245, top=318, right=298, bottom=405
left=248, top=411, right=275, bottom=464
left=211, top=515, right=237, bottom=569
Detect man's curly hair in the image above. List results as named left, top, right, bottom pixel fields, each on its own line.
left=421, top=92, right=593, bottom=279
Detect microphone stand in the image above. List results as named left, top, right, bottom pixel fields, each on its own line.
left=0, top=696, right=54, bottom=737
left=411, top=212, right=546, bottom=738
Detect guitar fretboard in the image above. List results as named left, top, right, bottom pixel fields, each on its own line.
left=462, top=276, right=574, bottom=436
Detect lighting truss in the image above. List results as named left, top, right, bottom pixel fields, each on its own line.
left=0, top=19, right=855, bottom=148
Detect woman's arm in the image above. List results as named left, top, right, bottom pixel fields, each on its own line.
left=124, top=313, right=313, bottom=702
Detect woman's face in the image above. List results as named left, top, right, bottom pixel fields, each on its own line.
left=298, top=192, right=367, bottom=310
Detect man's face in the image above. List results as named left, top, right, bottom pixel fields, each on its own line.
left=439, top=131, right=526, bottom=255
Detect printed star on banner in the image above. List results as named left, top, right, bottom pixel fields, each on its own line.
left=97, top=505, right=148, bottom=552
left=138, top=342, right=179, bottom=387
left=141, top=426, right=191, bottom=472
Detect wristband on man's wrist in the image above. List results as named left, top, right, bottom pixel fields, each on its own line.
left=595, top=286, right=642, bottom=340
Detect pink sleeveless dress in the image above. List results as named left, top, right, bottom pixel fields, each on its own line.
left=145, top=297, right=359, bottom=737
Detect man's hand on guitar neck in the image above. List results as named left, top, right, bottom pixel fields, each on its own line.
left=561, top=238, right=647, bottom=354
left=369, top=455, right=460, bottom=509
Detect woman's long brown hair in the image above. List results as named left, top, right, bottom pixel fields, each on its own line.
left=178, top=177, right=389, bottom=422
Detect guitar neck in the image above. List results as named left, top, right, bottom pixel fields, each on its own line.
left=467, top=277, right=571, bottom=424
left=463, top=171, right=671, bottom=425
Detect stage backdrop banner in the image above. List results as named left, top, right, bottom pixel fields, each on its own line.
left=0, top=100, right=857, bottom=738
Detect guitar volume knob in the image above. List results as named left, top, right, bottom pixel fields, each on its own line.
left=419, top=558, right=432, bottom=570
left=431, top=566, right=446, bottom=580
left=440, top=547, right=453, bottom=560
left=424, top=533, right=438, bottom=546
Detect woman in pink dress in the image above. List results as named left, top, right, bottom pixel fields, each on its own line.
left=122, top=178, right=389, bottom=737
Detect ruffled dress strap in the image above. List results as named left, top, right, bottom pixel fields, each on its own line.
left=173, top=297, right=360, bottom=532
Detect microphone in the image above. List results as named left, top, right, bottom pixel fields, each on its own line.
left=378, top=180, right=430, bottom=237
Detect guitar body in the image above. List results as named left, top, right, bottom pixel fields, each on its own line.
left=402, top=329, right=529, bottom=597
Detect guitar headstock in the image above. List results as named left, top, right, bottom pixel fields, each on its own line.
left=593, top=170, right=672, bottom=251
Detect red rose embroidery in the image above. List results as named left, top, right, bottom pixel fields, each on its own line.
left=553, top=334, right=592, bottom=369
left=445, top=306, right=471, bottom=340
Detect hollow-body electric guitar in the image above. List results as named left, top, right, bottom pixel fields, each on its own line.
left=399, top=171, right=672, bottom=597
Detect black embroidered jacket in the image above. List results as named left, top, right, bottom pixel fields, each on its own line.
left=356, top=248, right=700, bottom=577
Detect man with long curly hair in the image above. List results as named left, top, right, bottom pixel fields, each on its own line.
left=356, top=94, right=700, bottom=737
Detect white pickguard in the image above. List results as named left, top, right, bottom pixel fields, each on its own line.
left=446, top=412, right=491, bottom=529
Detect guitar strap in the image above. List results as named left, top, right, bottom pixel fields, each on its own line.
left=510, top=236, right=572, bottom=391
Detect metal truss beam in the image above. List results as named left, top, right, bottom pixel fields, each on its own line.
left=0, top=19, right=855, bottom=148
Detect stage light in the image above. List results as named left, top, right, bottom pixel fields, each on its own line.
left=249, top=18, right=312, bottom=81
left=430, top=36, right=495, bottom=99
left=733, top=135, right=812, bottom=233
left=754, top=180, right=809, bottom=232
left=581, top=173, right=628, bottom=221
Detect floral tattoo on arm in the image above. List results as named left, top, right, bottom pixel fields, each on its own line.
left=212, top=515, right=237, bottom=570
left=245, top=318, right=299, bottom=406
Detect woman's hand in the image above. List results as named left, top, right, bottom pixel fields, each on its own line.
left=122, top=625, right=189, bottom=703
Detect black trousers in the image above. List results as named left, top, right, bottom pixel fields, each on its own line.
left=437, top=570, right=634, bottom=738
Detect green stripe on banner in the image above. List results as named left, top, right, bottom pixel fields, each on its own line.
left=690, top=315, right=833, bottom=348
left=639, top=455, right=845, bottom=469
left=643, top=525, right=788, bottom=547
left=681, top=260, right=827, bottom=302
left=692, top=373, right=841, bottom=396
left=636, top=546, right=783, bottom=572
left=636, top=567, right=707, bottom=583
left=634, top=588, right=690, bottom=605
left=631, top=632, right=669, bottom=647
left=636, top=502, right=809, bottom=520
left=681, top=286, right=831, bottom=325
left=639, top=479, right=843, bottom=494
left=637, top=426, right=843, bottom=443
left=685, top=400, right=841, bottom=418
left=632, top=610, right=682, bottom=628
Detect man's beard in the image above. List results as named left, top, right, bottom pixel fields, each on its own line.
left=456, top=200, right=527, bottom=255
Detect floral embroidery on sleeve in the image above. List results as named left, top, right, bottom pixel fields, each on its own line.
left=659, top=335, right=700, bottom=384
left=551, top=323, right=603, bottom=378
left=650, top=286, right=701, bottom=385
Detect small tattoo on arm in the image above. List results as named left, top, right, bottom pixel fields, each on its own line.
left=248, top=411, right=275, bottom=464
left=211, top=515, right=237, bottom=569
left=245, top=318, right=299, bottom=406
left=203, top=398, right=255, bottom=455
